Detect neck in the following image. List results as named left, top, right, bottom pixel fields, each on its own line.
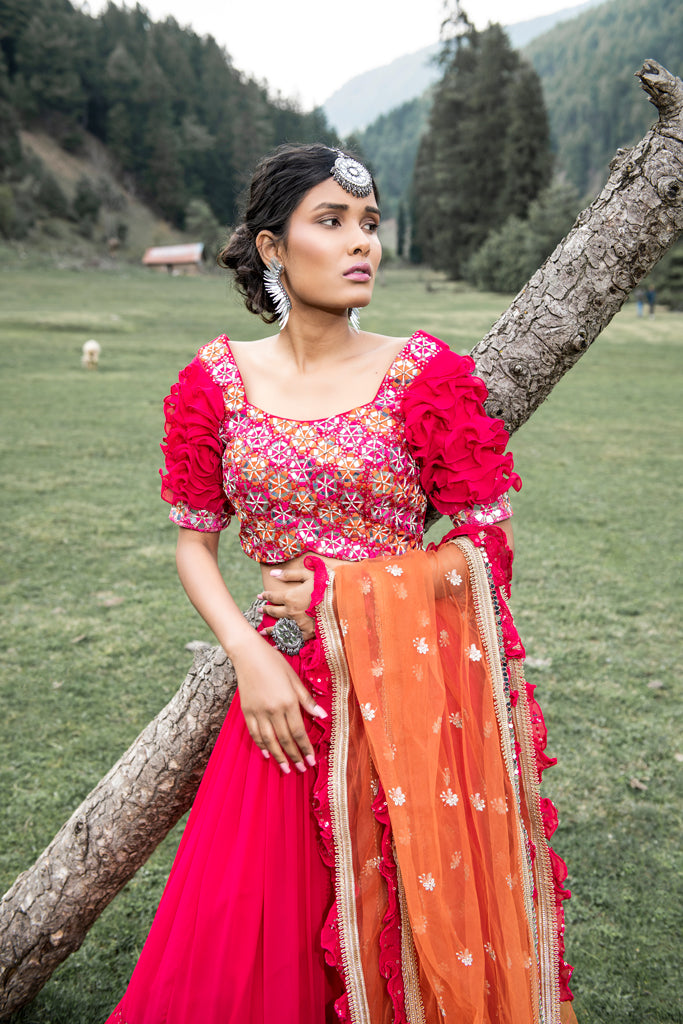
left=277, top=308, right=360, bottom=371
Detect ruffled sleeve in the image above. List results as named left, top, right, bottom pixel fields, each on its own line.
left=402, top=346, right=521, bottom=529
left=159, top=357, right=233, bottom=532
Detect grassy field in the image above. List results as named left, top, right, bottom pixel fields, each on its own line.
left=1, top=249, right=681, bottom=1023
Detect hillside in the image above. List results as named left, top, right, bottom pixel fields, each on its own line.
left=322, top=0, right=606, bottom=136
left=0, top=0, right=338, bottom=245
left=356, top=0, right=682, bottom=216
left=525, top=0, right=683, bottom=194
left=15, top=130, right=185, bottom=263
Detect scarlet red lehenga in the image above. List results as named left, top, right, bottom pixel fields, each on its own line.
left=106, top=332, right=575, bottom=1024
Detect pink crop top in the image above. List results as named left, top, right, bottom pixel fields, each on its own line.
left=160, top=331, right=521, bottom=563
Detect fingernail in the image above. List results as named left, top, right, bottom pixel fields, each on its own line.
left=305, top=753, right=316, bottom=767
left=260, top=749, right=270, bottom=759
left=256, top=592, right=266, bottom=600
left=312, top=704, right=328, bottom=719
left=295, top=761, right=306, bottom=774
left=269, top=569, right=283, bottom=576
left=279, top=761, right=291, bottom=775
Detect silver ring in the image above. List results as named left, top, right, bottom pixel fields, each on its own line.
left=271, top=617, right=305, bottom=656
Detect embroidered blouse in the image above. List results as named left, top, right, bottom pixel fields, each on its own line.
left=160, top=331, right=521, bottom=563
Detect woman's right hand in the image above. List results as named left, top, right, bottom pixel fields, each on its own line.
left=174, top=529, right=326, bottom=773
left=231, top=635, right=327, bottom=774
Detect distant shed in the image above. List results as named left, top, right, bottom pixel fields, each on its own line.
left=142, top=243, right=205, bottom=274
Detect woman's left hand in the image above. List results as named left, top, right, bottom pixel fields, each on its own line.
left=259, top=566, right=316, bottom=643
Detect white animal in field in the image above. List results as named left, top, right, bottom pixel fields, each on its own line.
left=81, top=339, right=101, bottom=370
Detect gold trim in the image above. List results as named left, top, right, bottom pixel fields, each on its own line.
left=453, top=538, right=542, bottom=1024
left=318, top=575, right=371, bottom=1024
left=395, top=849, right=426, bottom=1024
left=511, top=660, right=562, bottom=1024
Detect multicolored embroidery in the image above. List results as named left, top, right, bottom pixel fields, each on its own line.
left=169, top=331, right=512, bottom=560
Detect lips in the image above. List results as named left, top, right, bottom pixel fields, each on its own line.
left=343, top=263, right=372, bottom=281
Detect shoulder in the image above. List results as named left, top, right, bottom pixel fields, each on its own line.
left=390, top=331, right=480, bottom=394
left=408, top=331, right=478, bottom=378
left=192, top=335, right=247, bottom=406
left=196, top=334, right=232, bottom=380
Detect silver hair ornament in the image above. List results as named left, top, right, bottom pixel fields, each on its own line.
left=348, top=308, right=361, bottom=333
left=331, top=151, right=373, bottom=199
left=263, top=258, right=292, bottom=330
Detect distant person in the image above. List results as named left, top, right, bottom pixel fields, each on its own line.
left=646, top=286, right=656, bottom=317
left=106, top=144, right=578, bottom=1024
left=635, top=286, right=645, bottom=316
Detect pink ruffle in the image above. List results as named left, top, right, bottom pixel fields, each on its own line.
left=159, top=357, right=232, bottom=517
left=525, top=676, right=573, bottom=1001
left=303, top=555, right=330, bottom=618
left=297, top=633, right=350, bottom=1021
left=402, top=348, right=521, bottom=515
left=371, top=781, right=409, bottom=1022
left=442, top=524, right=525, bottom=661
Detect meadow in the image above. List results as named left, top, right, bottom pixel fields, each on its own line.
left=0, top=249, right=681, bottom=1023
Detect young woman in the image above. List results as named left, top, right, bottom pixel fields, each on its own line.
left=106, top=144, right=577, bottom=1024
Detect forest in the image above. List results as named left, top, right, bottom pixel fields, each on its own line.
left=359, top=0, right=683, bottom=212
left=0, top=0, right=338, bottom=232
left=0, top=0, right=681, bottom=303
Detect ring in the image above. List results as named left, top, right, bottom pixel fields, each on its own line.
left=271, top=617, right=305, bottom=656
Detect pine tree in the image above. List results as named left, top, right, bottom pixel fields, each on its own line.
left=499, top=62, right=553, bottom=220
left=13, top=6, right=86, bottom=127
left=411, top=18, right=552, bottom=278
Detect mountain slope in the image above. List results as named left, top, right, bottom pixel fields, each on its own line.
left=323, top=0, right=606, bottom=136
left=356, top=0, right=682, bottom=215
left=525, top=0, right=683, bottom=194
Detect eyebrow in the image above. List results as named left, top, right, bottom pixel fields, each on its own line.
left=312, top=201, right=381, bottom=215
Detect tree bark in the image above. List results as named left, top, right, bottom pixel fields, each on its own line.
left=0, top=60, right=681, bottom=1021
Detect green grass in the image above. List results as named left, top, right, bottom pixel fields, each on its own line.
left=1, top=250, right=681, bottom=1023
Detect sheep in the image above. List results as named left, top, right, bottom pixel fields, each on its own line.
left=81, top=339, right=101, bottom=370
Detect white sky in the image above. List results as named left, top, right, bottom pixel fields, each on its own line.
left=81, top=0, right=583, bottom=108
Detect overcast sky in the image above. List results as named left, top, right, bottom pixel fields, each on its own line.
left=81, top=0, right=584, bottom=107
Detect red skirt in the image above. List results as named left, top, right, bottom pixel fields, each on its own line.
left=106, top=620, right=341, bottom=1024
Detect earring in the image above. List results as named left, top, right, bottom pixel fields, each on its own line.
left=263, top=258, right=291, bottom=330
left=348, top=308, right=361, bottom=333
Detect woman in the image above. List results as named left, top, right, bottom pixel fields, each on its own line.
left=107, top=144, right=576, bottom=1024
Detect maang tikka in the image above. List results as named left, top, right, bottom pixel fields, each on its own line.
left=263, top=258, right=292, bottom=330
left=330, top=150, right=373, bottom=199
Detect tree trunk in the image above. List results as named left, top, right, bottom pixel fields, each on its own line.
left=1, top=60, right=681, bottom=1021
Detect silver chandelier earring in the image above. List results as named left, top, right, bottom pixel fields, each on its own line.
left=263, top=258, right=291, bottom=330
left=348, top=308, right=361, bottom=333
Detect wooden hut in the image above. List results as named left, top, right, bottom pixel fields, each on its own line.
left=142, top=243, right=205, bottom=274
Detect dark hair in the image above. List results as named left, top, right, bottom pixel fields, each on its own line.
left=218, top=143, right=379, bottom=323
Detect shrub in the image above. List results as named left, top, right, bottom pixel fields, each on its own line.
left=465, top=183, right=581, bottom=294
left=36, top=171, right=70, bottom=218
left=73, top=175, right=101, bottom=235
left=655, top=240, right=683, bottom=312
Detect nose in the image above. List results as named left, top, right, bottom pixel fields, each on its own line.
left=350, top=228, right=370, bottom=255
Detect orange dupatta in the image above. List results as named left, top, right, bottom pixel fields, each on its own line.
left=318, top=538, right=568, bottom=1024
